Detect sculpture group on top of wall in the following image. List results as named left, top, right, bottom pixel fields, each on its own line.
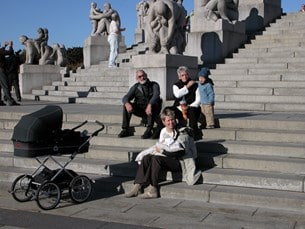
left=19, top=28, right=67, bottom=67
left=201, top=0, right=239, bottom=23
left=89, top=2, right=121, bottom=36
left=136, top=0, right=150, bottom=30
left=145, top=0, right=187, bottom=55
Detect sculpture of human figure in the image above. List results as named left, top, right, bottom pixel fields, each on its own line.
left=89, top=2, right=102, bottom=36
left=201, top=0, right=239, bottom=23
left=34, top=28, right=45, bottom=55
left=136, top=0, right=149, bottom=29
left=89, top=2, right=120, bottom=36
left=145, top=0, right=186, bottom=54
left=40, top=28, right=49, bottom=56
left=20, top=35, right=38, bottom=64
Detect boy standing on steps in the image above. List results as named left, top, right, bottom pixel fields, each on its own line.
left=197, top=67, right=215, bottom=129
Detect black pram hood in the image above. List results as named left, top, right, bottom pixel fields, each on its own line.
left=12, top=105, right=63, bottom=142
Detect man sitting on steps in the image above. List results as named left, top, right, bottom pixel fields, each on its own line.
left=118, top=69, right=163, bottom=139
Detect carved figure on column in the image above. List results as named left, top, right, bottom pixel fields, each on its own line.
left=19, top=28, right=67, bottom=66
left=90, top=2, right=102, bottom=36
left=89, top=2, right=120, bottom=36
left=201, top=0, right=239, bottom=23
left=145, top=0, right=187, bottom=55
left=136, top=0, right=150, bottom=29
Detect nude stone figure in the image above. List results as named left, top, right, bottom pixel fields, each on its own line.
left=145, top=0, right=187, bottom=54
left=89, top=2, right=120, bottom=36
left=201, top=0, right=239, bottom=23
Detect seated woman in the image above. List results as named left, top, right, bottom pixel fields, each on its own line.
left=125, top=108, right=201, bottom=199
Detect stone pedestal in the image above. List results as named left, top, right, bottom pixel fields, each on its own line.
left=83, top=36, right=110, bottom=68
left=132, top=54, right=198, bottom=100
left=185, top=17, right=245, bottom=66
left=134, top=28, right=145, bottom=44
left=19, top=64, right=62, bottom=94
left=239, top=0, right=282, bottom=33
left=83, top=35, right=127, bottom=68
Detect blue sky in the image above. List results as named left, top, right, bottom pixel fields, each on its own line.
left=0, top=0, right=300, bottom=51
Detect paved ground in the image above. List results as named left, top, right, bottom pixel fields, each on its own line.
left=2, top=180, right=305, bottom=229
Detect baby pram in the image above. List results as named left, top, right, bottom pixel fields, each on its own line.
left=10, top=105, right=105, bottom=210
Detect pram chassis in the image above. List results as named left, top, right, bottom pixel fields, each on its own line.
left=10, top=120, right=105, bottom=210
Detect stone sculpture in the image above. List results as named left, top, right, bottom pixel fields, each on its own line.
left=89, top=2, right=120, bottom=36
left=19, top=28, right=67, bottom=66
left=145, top=0, right=187, bottom=55
left=136, top=0, right=150, bottom=29
left=201, top=0, right=239, bottom=23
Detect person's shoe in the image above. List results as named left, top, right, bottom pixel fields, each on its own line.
left=8, top=100, right=20, bottom=106
left=0, top=101, right=5, bottom=106
left=118, top=129, right=131, bottom=138
left=206, top=125, right=215, bottom=129
left=139, top=185, right=158, bottom=199
left=125, top=184, right=142, bottom=198
left=17, top=98, right=22, bottom=102
left=141, top=128, right=152, bottom=139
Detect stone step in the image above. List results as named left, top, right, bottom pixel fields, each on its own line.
left=2, top=165, right=305, bottom=213
left=251, top=38, right=305, bottom=46
left=203, top=167, right=305, bottom=192
left=215, top=63, right=290, bottom=70
left=198, top=140, right=305, bottom=159
left=3, top=153, right=305, bottom=193
left=233, top=50, right=305, bottom=58
left=218, top=94, right=305, bottom=104
left=4, top=136, right=305, bottom=172
left=225, top=57, right=305, bottom=64
left=86, top=91, right=125, bottom=99
left=53, top=81, right=129, bottom=87
left=255, top=33, right=305, bottom=41
left=74, top=66, right=130, bottom=74
left=75, top=97, right=122, bottom=105
left=237, top=46, right=305, bottom=55
left=215, top=153, right=305, bottom=175
left=263, top=28, right=305, bottom=36
left=43, top=85, right=128, bottom=92
left=124, top=179, right=305, bottom=213
left=214, top=101, right=305, bottom=112
left=68, top=75, right=129, bottom=82
left=244, top=42, right=305, bottom=49
left=211, top=73, right=305, bottom=82
left=43, top=85, right=92, bottom=91
left=215, top=87, right=305, bottom=96
left=214, top=87, right=273, bottom=95
left=211, top=68, right=305, bottom=75
left=29, top=95, right=73, bottom=103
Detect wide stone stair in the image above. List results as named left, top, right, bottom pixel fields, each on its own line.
left=212, top=12, right=305, bottom=112
left=2, top=12, right=305, bottom=213
left=21, top=43, right=149, bottom=105
left=0, top=104, right=305, bottom=213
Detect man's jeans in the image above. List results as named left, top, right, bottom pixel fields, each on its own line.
left=108, top=34, right=119, bottom=67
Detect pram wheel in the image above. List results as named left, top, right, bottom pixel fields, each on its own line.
left=11, top=174, right=34, bottom=202
left=69, top=175, right=92, bottom=203
left=36, top=182, right=61, bottom=210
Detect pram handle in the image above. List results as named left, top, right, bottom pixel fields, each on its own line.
left=92, top=120, right=105, bottom=136
left=71, top=120, right=88, bottom=131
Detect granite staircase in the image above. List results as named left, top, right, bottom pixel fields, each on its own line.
left=1, top=12, right=305, bottom=213
left=21, top=42, right=150, bottom=104
left=0, top=103, right=305, bottom=213
left=212, top=12, right=305, bottom=112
